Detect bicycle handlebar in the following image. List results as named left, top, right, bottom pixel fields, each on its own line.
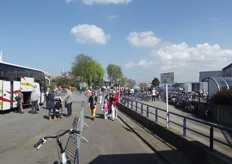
left=34, top=129, right=80, bottom=150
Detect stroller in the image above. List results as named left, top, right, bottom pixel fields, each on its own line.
left=54, top=97, right=63, bottom=118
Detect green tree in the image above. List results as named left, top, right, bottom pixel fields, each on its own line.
left=71, top=54, right=104, bottom=86
left=151, top=77, right=160, bottom=88
left=106, top=64, right=123, bottom=83
left=120, top=77, right=126, bottom=87
left=88, top=60, right=105, bottom=86
left=138, top=82, right=148, bottom=88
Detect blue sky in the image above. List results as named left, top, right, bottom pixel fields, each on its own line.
left=1, top=0, right=232, bottom=84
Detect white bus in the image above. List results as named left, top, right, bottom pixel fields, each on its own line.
left=0, top=61, right=46, bottom=111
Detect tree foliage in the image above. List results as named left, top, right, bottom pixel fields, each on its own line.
left=138, top=82, right=148, bottom=88
left=106, top=64, right=123, bottom=83
left=151, top=77, right=160, bottom=88
left=212, top=89, right=232, bottom=106
left=71, top=54, right=104, bottom=86
left=120, top=77, right=126, bottom=86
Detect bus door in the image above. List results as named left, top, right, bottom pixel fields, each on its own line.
left=12, top=81, right=21, bottom=108
left=0, top=80, right=11, bottom=111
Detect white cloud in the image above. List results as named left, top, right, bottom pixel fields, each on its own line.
left=153, top=42, right=232, bottom=74
left=127, top=31, right=161, bottom=48
left=125, top=61, right=136, bottom=68
left=70, top=24, right=110, bottom=44
left=83, top=0, right=132, bottom=5
left=138, top=59, right=154, bottom=68
left=126, top=42, right=232, bottom=82
left=154, top=42, right=231, bottom=64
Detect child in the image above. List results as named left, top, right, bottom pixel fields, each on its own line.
left=103, top=99, right=109, bottom=119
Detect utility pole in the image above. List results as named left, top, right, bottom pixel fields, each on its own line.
left=0, top=50, right=2, bottom=62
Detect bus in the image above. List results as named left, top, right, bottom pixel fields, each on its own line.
left=0, top=61, right=46, bottom=111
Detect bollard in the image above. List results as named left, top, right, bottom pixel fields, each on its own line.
left=210, top=126, right=214, bottom=151
left=136, top=101, right=138, bottom=112
left=131, top=100, right=133, bottom=109
left=167, top=112, right=170, bottom=128
left=146, top=106, right=149, bottom=117
left=183, top=118, right=186, bottom=138
left=141, top=104, right=143, bottom=115
left=155, top=108, right=158, bottom=122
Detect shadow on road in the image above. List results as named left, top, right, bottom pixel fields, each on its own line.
left=89, top=153, right=160, bottom=164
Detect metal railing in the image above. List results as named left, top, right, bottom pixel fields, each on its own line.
left=75, top=101, right=89, bottom=164
left=121, top=97, right=232, bottom=156
left=65, top=101, right=89, bottom=164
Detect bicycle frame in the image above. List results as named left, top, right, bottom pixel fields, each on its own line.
left=34, top=129, right=79, bottom=164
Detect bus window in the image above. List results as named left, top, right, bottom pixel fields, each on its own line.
left=1, top=64, right=17, bottom=81
left=17, top=68, right=30, bottom=78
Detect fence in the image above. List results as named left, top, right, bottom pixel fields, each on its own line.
left=65, top=101, right=88, bottom=164
left=121, top=97, right=232, bottom=158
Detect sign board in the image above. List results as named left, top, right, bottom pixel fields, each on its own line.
left=160, top=72, right=174, bottom=84
left=160, top=72, right=174, bottom=128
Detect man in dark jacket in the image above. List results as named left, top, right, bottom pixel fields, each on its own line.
left=47, top=89, right=55, bottom=120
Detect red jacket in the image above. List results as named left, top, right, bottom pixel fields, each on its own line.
left=113, top=94, right=119, bottom=107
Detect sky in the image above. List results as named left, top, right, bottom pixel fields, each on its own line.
left=1, top=0, right=232, bottom=84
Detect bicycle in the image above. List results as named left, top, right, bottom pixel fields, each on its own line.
left=34, top=128, right=80, bottom=164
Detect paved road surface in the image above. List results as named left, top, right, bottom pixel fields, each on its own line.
left=0, top=93, right=165, bottom=164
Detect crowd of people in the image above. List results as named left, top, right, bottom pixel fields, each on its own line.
left=17, top=86, right=40, bottom=114
left=16, top=84, right=121, bottom=122
left=87, top=87, right=119, bottom=121
left=45, top=86, right=74, bottom=120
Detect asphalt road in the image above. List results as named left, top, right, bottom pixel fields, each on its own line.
left=0, top=93, right=165, bottom=164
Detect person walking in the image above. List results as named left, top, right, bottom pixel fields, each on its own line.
left=45, top=87, right=50, bottom=109
left=17, top=89, right=24, bottom=114
left=103, top=98, right=109, bottom=119
left=89, top=91, right=97, bottom=121
left=152, top=88, right=157, bottom=101
left=110, top=90, right=118, bottom=121
left=112, top=90, right=119, bottom=120
left=30, top=89, right=40, bottom=114
left=85, top=87, right=91, bottom=102
left=47, top=89, right=56, bottom=120
left=34, top=85, right=41, bottom=112
left=98, top=88, right=103, bottom=104
left=105, top=91, right=112, bottom=117
left=63, top=86, right=74, bottom=118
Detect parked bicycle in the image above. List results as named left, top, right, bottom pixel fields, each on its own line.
left=34, top=128, right=80, bottom=164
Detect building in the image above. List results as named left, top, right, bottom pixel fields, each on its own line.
left=199, top=63, right=232, bottom=98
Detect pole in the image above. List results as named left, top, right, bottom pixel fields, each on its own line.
left=0, top=50, right=2, bottom=61
left=166, top=84, right=169, bottom=128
